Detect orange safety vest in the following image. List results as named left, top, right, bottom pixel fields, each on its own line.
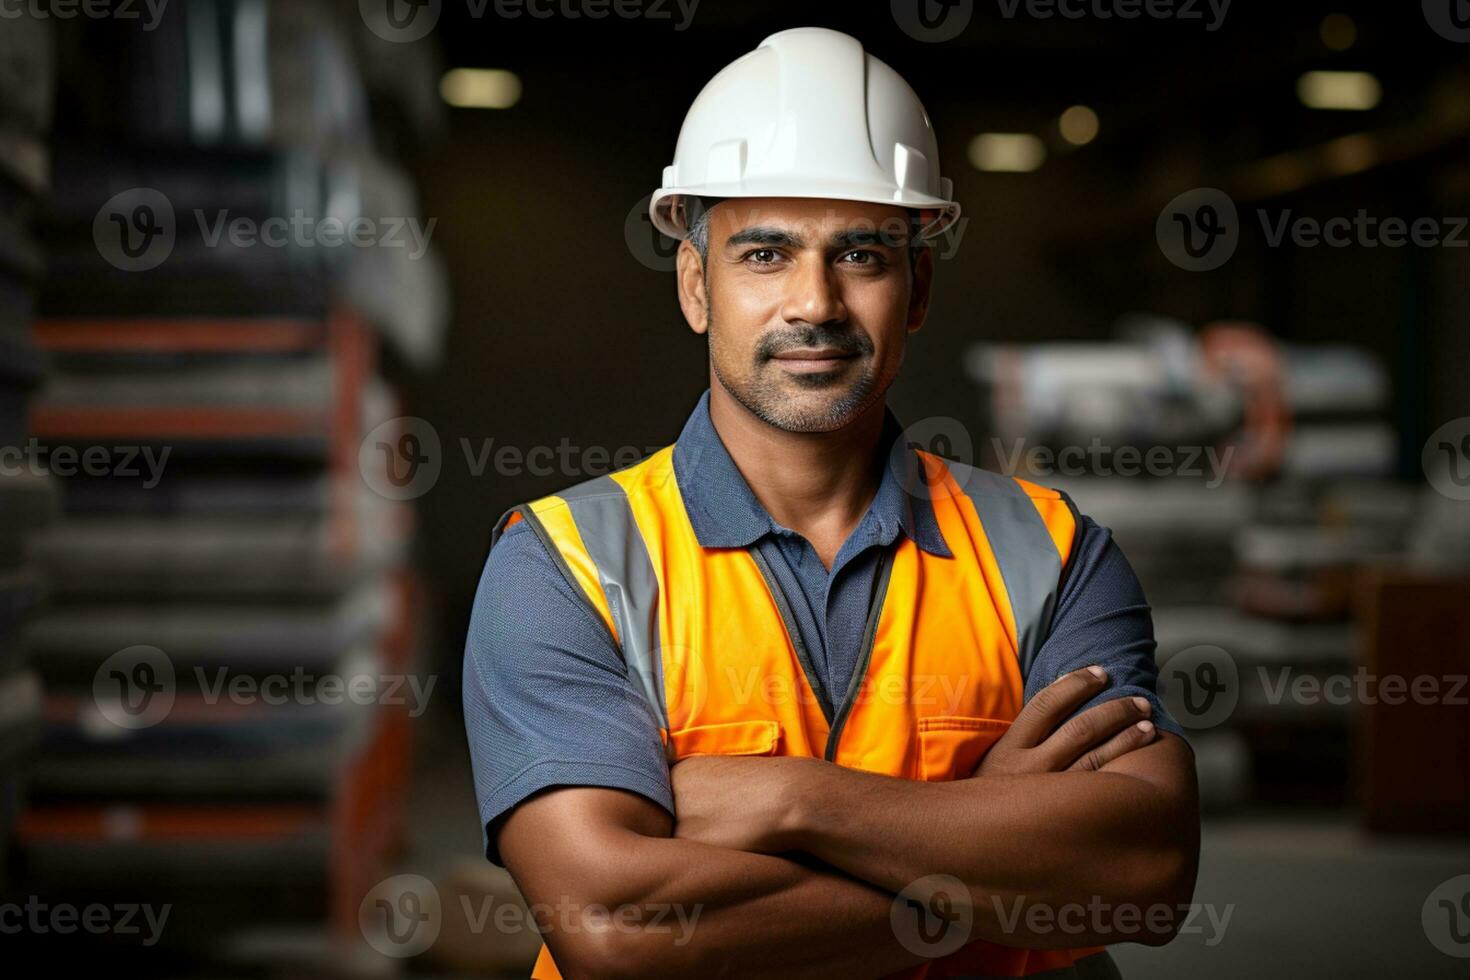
left=492, top=443, right=1117, bottom=979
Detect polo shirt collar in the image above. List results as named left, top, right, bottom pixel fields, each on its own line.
left=671, top=390, right=952, bottom=558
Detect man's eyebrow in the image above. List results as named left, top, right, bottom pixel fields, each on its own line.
left=724, top=226, right=805, bottom=249
left=724, top=226, right=911, bottom=250
left=831, top=227, right=909, bottom=250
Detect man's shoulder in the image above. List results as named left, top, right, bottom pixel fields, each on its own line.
left=923, top=453, right=1073, bottom=505
left=517, top=444, right=678, bottom=511
left=485, top=443, right=678, bottom=562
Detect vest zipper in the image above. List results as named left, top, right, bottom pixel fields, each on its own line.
left=748, top=546, right=835, bottom=725
left=824, top=549, right=894, bottom=762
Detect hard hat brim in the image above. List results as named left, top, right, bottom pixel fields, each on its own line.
left=650, top=184, right=961, bottom=242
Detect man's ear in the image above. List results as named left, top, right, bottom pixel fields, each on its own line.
left=906, top=245, right=935, bottom=334
left=676, top=240, right=710, bottom=335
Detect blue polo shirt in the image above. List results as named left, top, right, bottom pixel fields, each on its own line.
left=464, top=391, right=1182, bottom=861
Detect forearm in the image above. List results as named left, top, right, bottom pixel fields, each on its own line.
left=595, top=837, right=924, bottom=979
left=503, top=798, right=926, bottom=979
left=782, top=737, right=1199, bottom=948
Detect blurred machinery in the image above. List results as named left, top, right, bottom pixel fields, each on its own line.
left=4, top=0, right=447, bottom=967
left=968, top=317, right=1429, bottom=814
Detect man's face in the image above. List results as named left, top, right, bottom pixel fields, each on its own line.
left=679, top=197, right=932, bottom=433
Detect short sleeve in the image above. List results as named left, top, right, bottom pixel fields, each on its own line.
left=462, top=519, right=674, bottom=864
left=1025, top=514, right=1186, bottom=740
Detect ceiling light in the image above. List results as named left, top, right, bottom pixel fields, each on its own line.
left=1058, top=105, right=1100, bottom=146
left=440, top=68, right=523, bottom=109
left=1297, top=71, right=1381, bottom=111
left=968, top=133, right=1046, bottom=173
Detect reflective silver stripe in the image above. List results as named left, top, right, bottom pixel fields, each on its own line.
left=943, top=461, right=1065, bottom=680
left=557, top=477, right=668, bottom=731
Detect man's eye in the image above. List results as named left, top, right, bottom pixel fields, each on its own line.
left=840, top=249, right=881, bottom=266
left=748, top=249, right=780, bottom=264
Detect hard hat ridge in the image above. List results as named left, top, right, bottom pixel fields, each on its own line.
left=649, top=27, right=961, bottom=241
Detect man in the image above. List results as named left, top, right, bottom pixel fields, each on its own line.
left=464, top=27, right=1198, bottom=979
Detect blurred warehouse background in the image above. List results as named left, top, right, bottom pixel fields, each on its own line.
left=2, top=0, right=1470, bottom=977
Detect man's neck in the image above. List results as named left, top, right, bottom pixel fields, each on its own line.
left=707, top=382, right=887, bottom=569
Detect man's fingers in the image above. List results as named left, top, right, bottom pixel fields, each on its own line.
left=1004, top=666, right=1111, bottom=748
left=1041, top=696, right=1154, bottom=770
left=1068, top=718, right=1158, bottom=772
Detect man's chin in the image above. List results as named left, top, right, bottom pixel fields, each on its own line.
left=761, top=388, right=873, bottom=434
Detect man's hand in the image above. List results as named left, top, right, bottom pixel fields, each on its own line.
left=671, top=755, right=812, bottom=852
left=976, top=665, right=1157, bottom=777
left=672, top=667, right=1158, bottom=854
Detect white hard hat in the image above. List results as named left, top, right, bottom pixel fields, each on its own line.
left=650, top=27, right=961, bottom=242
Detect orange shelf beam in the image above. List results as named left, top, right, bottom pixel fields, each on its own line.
left=28, top=407, right=330, bottom=440
left=34, top=318, right=328, bottom=354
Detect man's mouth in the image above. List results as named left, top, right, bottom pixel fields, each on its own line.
left=769, top=348, right=859, bottom=373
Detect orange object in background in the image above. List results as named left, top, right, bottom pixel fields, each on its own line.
left=1200, top=321, right=1292, bottom=481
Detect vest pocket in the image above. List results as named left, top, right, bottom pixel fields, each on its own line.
left=917, top=716, right=1012, bottom=781
left=667, top=719, right=781, bottom=760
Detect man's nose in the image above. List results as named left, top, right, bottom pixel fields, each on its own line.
left=780, top=255, right=847, bottom=326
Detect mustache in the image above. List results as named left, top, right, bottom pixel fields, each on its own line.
left=755, top=325, right=873, bottom=361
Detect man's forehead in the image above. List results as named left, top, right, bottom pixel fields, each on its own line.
left=709, top=199, right=913, bottom=242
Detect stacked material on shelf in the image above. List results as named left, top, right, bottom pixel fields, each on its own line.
left=0, top=472, right=51, bottom=882
left=1221, top=479, right=1416, bottom=805
left=0, top=5, right=56, bottom=887
left=967, top=318, right=1408, bottom=809
left=15, top=0, right=442, bottom=961
left=1220, top=343, right=1407, bottom=805
left=16, top=313, right=422, bottom=953
left=38, top=142, right=449, bottom=366
left=1044, top=476, right=1250, bottom=607
left=51, top=0, right=449, bottom=365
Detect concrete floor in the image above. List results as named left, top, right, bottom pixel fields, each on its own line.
left=409, top=707, right=1470, bottom=978
left=1111, top=814, right=1470, bottom=979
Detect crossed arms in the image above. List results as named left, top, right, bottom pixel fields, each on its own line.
left=497, top=667, right=1200, bottom=980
